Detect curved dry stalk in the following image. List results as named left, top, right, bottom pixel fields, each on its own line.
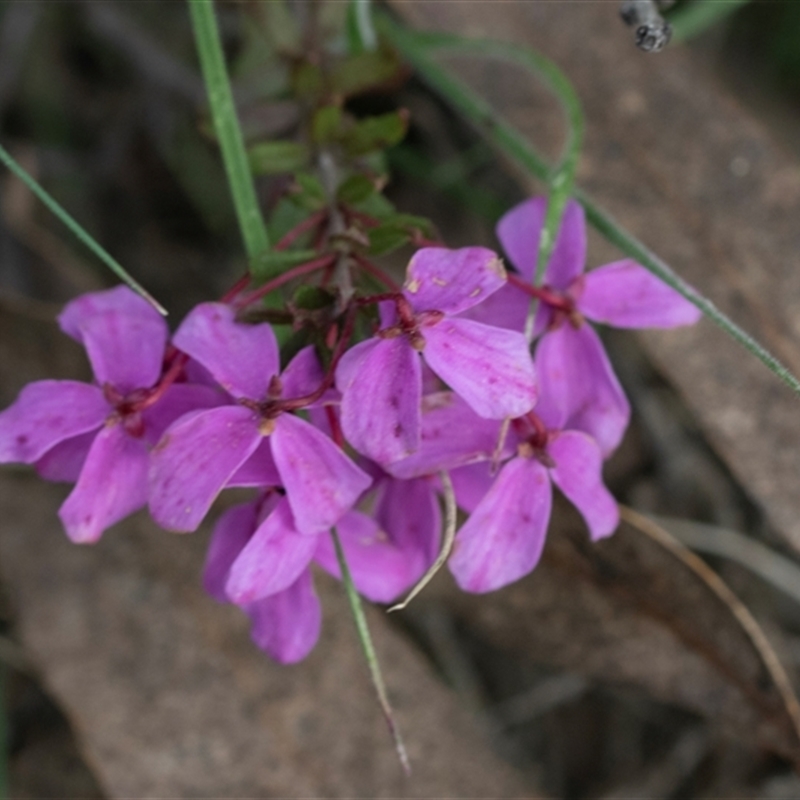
left=388, top=471, right=457, bottom=613
left=620, top=505, right=800, bottom=747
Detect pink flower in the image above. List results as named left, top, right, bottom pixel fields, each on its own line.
left=469, top=197, right=701, bottom=456
left=0, top=287, right=221, bottom=542
left=335, top=247, right=538, bottom=465
left=148, top=303, right=371, bottom=536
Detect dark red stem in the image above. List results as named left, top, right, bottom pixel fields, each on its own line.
left=274, top=209, right=329, bottom=251
left=506, top=273, right=573, bottom=312
left=352, top=253, right=402, bottom=292
left=235, top=254, right=337, bottom=308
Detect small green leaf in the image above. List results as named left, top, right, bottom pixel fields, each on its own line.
left=312, top=105, right=344, bottom=144
left=354, top=190, right=396, bottom=219
left=291, top=61, right=324, bottom=99
left=292, top=172, right=327, bottom=210
left=342, top=110, right=409, bottom=156
left=250, top=249, right=319, bottom=282
left=368, top=224, right=411, bottom=256
left=330, top=50, right=403, bottom=97
left=267, top=197, right=311, bottom=242
left=293, top=285, right=335, bottom=311
left=337, top=174, right=376, bottom=204
left=249, top=141, right=310, bottom=175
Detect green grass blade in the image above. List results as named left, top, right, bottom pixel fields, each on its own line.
left=669, top=0, right=751, bottom=42
left=0, top=143, right=165, bottom=315
left=330, top=527, right=410, bottom=774
left=188, top=0, right=270, bottom=260
left=378, top=12, right=800, bottom=397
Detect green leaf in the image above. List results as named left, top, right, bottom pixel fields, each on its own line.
left=291, top=61, right=324, bottom=99
left=342, top=110, right=409, bottom=156
left=248, top=141, right=310, bottom=175
left=267, top=197, right=311, bottom=242
left=368, top=224, right=410, bottom=256
left=337, top=174, right=376, bottom=204
left=312, top=104, right=344, bottom=144
left=353, top=190, right=396, bottom=219
left=292, top=172, right=327, bottom=210
left=346, top=0, right=378, bottom=55
left=250, top=249, right=319, bottom=282
left=330, top=49, right=403, bottom=97
left=292, top=285, right=335, bottom=311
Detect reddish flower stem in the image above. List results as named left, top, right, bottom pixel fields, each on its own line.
left=274, top=209, right=328, bottom=251
left=352, top=253, right=402, bottom=292
left=134, top=352, right=189, bottom=412
left=506, top=273, right=573, bottom=312
left=343, top=208, right=381, bottom=229
left=326, top=405, right=344, bottom=448
left=235, top=254, right=336, bottom=308
left=219, top=273, right=251, bottom=304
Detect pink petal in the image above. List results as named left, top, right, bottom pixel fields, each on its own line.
left=338, top=337, right=422, bottom=464
left=315, top=511, right=420, bottom=603
left=148, top=405, right=262, bottom=532
left=203, top=500, right=259, bottom=602
left=374, top=476, right=441, bottom=568
left=548, top=430, right=619, bottom=541
left=140, top=383, right=226, bottom=446
left=457, top=282, right=529, bottom=333
left=535, top=323, right=630, bottom=457
left=280, top=345, right=328, bottom=403
left=35, top=431, right=95, bottom=482
left=449, top=462, right=496, bottom=514
left=227, top=440, right=281, bottom=487
left=496, top=197, right=586, bottom=290
left=423, top=318, right=538, bottom=419
left=385, top=392, right=507, bottom=480
left=271, top=414, right=372, bottom=535
left=403, top=247, right=506, bottom=315
left=226, top=498, right=318, bottom=604
left=0, top=381, right=107, bottom=464
left=578, top=260, right=703, bottom=329
left=58, top=423, right=149, bottom=543
left=59, top=286, right=168, bottom=394
left=59, top=285, right=161, bottom=336
left=246, top=570, right=322, bottom=664
left=173, top=303, right=279, bottom=400
left=448, top=457, right=552, bottom=593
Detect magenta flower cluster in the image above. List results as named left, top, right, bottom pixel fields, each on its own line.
left=0, top=196, right=700, bottom=663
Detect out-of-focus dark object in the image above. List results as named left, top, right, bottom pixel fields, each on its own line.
left=620, top=0, right=674, bottom=52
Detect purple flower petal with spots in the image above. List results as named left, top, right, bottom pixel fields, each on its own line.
left=403, top=247, right=507, bottom=316
left=271, top=413, right=372, bottom=535
left=280, top=345, right=329, bottom=403
left=535, top=323, right=630, bottom=457
left=148, top=405, right=262, bottom=532
left=140, top=384, right=225, bottom=446
left=246, top=570, right=322, bottom=664
left=203, top=499, right=260, bottom=603
left=315, top=511, right=419, bottom=603
left=337, top=336, right=422, bottom=465
left=497, top=197, right=586, bottom=290
left=35, top=431, right=95, bottom=482
left=449, top=456, right=552, bottom=593
left=385, top=392, right=507, bottom=480
left=449, top=461, right=496, bottom=514
left=0, top=381, right=108, bottom=464
left=58, top=423, right=149, bottom=543
left=59, top=286, right=168, bottom=394
left=423, top=318, right=538, bottom=419
left=548, top=430, right=619, bottom=541
left=374, top=475, right=440, bottom=570
left=227, top=440, right=282, bottom=488
left=578, top=260, right=703, bottom=329
left=173, top=303, right=279, bottom=400
left=226, top=497, right=319, bottom=604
